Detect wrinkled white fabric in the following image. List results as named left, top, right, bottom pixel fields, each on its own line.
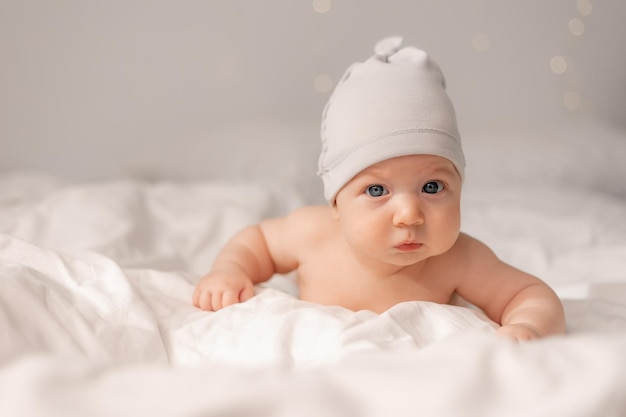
left=1, top=174, right=626, bottom=416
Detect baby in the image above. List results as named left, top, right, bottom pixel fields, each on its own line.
left=193, top=37, right=565, bottom=341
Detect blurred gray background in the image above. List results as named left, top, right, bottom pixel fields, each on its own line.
left=1, top=0, right=625, bottom=193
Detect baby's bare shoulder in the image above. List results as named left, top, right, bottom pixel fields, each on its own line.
left=261, top=205, right=335, bottom=244
left=432, top=233, right=499, bottom=272
left=452, top=233, right=496, bottom=256
left=287, top=205, right=333, bottom=220
left=255, top=206, right=334, bottom=273
left=286, top=205, right=336, bottom=234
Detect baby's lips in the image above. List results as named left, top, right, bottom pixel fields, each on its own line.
left=394, top=242, right=423, bottom=251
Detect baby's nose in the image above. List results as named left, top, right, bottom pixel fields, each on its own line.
left=392, top=194, right=424, bottom=227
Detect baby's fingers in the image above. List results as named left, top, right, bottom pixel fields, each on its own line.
left=221, top=283, right=255, bottom=309
left=192, top=276, right=255, bottom=311
left=193, top=288, right=214, bottom=311
left=211, top=290, right=227, bottom=311
left=192, top=287, right=200, bottom=307
left=239, top=283, right=255, bottom=303
left=221, top=289, right=241, bottom=309
left=496, top=324, right=540, bottom=342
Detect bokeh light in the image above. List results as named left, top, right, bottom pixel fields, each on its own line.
left=312, top=0, right=331, bottom=14
left=569, top=18, right=585, bottom=36
left=577, top=0, right=593, bottom=16
left=314, top=73, right=333, bottom=93
left=550, top=56, right=568, bottom=74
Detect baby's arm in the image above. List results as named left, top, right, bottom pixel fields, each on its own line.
left=193, top=223, right=276, bottom=311
left=494, top=279, right=566, bottom=340
left=455, top=235, right=565, bottom=341
left=193, top=208, right=306, bottom=311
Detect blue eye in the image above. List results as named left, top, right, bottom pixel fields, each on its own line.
left=422, top=181, right=444, bottom=194
left=366, top=184, right=388, bottom=197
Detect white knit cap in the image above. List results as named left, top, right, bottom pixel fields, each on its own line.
left=317, top=37, right=465, bottom=203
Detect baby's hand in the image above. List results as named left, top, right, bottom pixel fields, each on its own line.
left=192, top=270, right=255, bottom=311
left=496, top=323, right=542, bottom=342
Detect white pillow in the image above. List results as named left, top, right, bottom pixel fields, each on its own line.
left=462, top=119, right=626, bottom=198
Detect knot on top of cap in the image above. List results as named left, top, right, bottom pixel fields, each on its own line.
left=374, top=36, right=403, bottom=62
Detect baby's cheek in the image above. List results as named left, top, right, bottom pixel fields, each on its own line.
left=354, top=225, right=383, bottom=248
left=439, top=210, right=461, bottom=242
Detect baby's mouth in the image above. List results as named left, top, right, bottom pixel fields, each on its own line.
left=395, top=242, right=423, bottom=252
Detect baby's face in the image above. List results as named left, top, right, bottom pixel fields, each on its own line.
left=333, top=154, right=462, bottom=269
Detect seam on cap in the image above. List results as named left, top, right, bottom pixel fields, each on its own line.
left=318, top=127, right=460, bottom=175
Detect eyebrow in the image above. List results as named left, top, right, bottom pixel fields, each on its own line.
left=425, top=165, right=458, bottom=177
left=364, top=161, right=457, bottom=178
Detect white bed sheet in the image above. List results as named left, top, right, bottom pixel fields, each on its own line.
left=1, top=172, right=626, bottom=416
